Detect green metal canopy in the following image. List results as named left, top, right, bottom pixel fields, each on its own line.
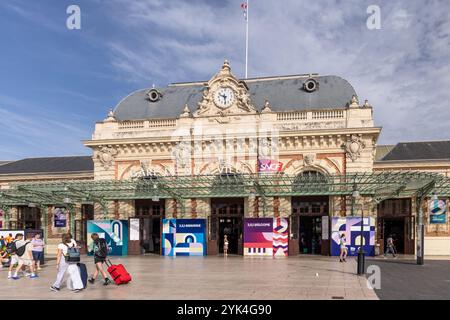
left=0, top=171, right=448, bottom=208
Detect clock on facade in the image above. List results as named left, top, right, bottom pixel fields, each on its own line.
left=213, top=87, right=235, bottom=108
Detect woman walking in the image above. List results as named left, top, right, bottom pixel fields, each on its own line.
left=223, top=235, right=229, bottom=257
left=50, top=233, right=84, bottom=293
left=339, top=233, right=348, bottom=262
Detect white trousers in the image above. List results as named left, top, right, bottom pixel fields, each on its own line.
left=53, top=260, right=83, bottom=290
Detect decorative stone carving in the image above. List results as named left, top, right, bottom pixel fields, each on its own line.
left=349, top=95, right=359, bottom=108
left=104, top=109, right=116, bottom=122
left=180, top=104, right=190, bottom=118
left=193, top=60, right=256, bottom=117
left=261, top=100, right=272, bottom=113
left=97, top=146, right=118, bottom=169
left=172, top=141, right=191, bottom=168
left=363, top=100, right=371, bottom=108
left=342, top=135, right=366, bottom=162
left=196, top=88, right=211, bottom=115
left=304, top=154, right=316, bottom=166
left=237, top=88, right=256, bottom=113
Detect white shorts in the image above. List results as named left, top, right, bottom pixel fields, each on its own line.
left=18, top=257, right=33, bottom=266
left=10, top=255, right=19, bottom=265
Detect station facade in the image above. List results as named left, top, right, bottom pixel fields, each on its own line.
left=1, top=61, right=449, bottom=256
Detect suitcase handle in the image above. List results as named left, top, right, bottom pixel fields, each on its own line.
left=105, top=259, right=113, bottom=268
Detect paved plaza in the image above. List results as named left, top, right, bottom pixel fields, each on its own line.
left=366, top=256, right=450, bottom=300
left=0, top=255, right=378, bottom=300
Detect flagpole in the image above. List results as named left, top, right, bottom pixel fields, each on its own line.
left=245, top=0, right=249, bottom=78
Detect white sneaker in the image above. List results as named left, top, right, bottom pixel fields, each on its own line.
left=7, top=274, right=12, bottom=279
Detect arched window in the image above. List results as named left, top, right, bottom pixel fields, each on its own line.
left=293, top=170, right=329, bottom=194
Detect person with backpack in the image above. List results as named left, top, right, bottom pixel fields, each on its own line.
left=6, top=235, right=19, bottom=279
left=88, top=233, right=111, bottom=286
left=11, top=233, right=38, bottom=280
left=50, top=233, right=84, bottom=293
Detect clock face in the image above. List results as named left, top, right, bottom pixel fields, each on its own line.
left=214, top=87, right=235, bottom=108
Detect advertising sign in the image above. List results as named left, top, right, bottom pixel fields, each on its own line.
left=53, top=207, right=67, bottom=227
left=162, top=219, right=206, bottom=256
left=331, top=217, right=375, bottom=256
left=322, top=216, right=329, bottom=240
left=0, top=230, right=25, bottom=243
left=244, top=218, right=289, bottom=257
left=257, top=159, right=283, bottom=173
left=429, top=199, right=447, bottom=224
left=130, top=218, right=140, bottom=241
left=87, top=220, right=129, bottom=256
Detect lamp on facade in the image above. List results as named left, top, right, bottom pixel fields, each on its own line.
left=63, top=197, right=72, bottom=204
left=28, top=203, right=36, bottom=208
left=152, top=196, right=159, bottom=202
left=432, top=193, right=438, bottom=201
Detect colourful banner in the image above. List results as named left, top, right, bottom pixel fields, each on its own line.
left=331, top=217, right=375, bottom=256
left=257, top=159, right=283, bottom=173
left=429, top=199, right=447, bottom=224
left=243, top=218, right=289, bottom=257
left=162, top=219, right=206, bottom=256
left=87, top=220, right=129, bottom=256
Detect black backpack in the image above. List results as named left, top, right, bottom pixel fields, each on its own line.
left=6, top=241, right=17, bottom=254
left=95, top=239, right=108, bottom=258
left=16, top=242, right=31, bottom=257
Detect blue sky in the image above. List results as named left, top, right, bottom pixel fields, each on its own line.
left=0, top=0, right=449, bottom=160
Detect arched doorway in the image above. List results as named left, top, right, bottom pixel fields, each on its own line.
left=291, top=170, right=330, bottom=255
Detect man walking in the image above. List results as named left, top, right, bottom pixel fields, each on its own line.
left=11, top=233, right=38, bottom=279
left=384, top=234, right=397, bottom=258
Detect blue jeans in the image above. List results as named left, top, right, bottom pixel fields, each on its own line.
left=385, top=246, right=396, bottom=257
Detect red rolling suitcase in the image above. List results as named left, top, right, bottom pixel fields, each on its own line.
left=105, top=259, right=132, bottom=285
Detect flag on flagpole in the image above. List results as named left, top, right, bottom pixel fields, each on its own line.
left=241, top=2, right=248, bottom=21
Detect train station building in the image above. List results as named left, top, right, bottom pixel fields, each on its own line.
left=1, top=61, right=449, bottom=257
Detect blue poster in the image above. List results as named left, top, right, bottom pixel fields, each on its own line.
left=87, top=220, right=129, bottom=256
left=430, top=199, right=447, bottom=224
left=331, top=217, right=376, bottom=256
left=53, top=207, right=67, bottom=227
left=162, top=219, right=206, bottom=256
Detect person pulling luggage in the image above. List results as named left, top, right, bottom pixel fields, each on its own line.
left=88, top=233, right=111, bottom=286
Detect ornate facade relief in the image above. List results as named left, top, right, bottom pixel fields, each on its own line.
left=96, top=146, right=118, bottom=170
left=304, top=153, right=316, bottom=166
left=193, top=60, right=256, bottom=118
left=342, top=134, right=366, bottom=162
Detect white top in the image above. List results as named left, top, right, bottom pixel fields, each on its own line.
left=57, top=239, right=77, bottom=256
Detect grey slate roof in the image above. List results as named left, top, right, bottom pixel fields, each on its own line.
left=0, top=156, right=93, bottom=175
left=114, top=75, right=357, bottom=120
left=380, top=141, right=450, bottom=161
left=375, top=145, right=395, bottom=161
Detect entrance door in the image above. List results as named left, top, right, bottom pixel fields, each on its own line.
left=135, top=199, right=165, bottom=255
left=141, top=217, right=161, bottom=254
left=292, top=196, right=329, bottom=255
left=211, top=198, right=244, bottom=255
left=299, top=216, right=322, bottom=254
left=377, top=199, right=414, bottom=255
left=383, top=218, right=405, bottom=254
left=218, top=217, right=242, bottom=254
